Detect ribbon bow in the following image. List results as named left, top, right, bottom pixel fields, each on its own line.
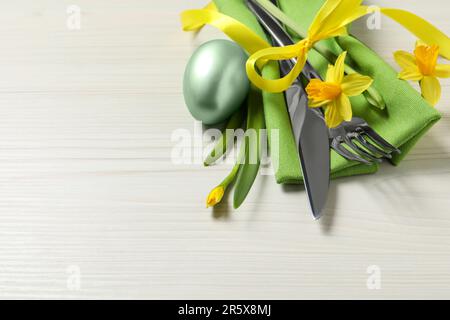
left=245, top=0, right=367, bottom=93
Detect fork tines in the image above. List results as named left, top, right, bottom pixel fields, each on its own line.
left=332, top=123, right=400, bottom=165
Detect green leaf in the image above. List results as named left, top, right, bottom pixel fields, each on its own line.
left=204, top=109, right=244, bottom=166
left=233, top=87, right=266, bottom=209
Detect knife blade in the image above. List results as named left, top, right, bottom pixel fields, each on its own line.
left=246, top=0, right=330, bottom=219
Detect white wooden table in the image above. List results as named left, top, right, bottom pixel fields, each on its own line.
left=0, top=0, right=449, bottom=299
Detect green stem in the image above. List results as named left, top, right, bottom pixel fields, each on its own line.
left=256, top=0, right=306, bottom=37
left=255, top=0, right=385, bottom=109
left=220, top=160, right=241, bottom=188
left=218, top=131, right=247, bottom=188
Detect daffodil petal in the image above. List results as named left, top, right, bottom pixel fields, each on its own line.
left=398, top=68, right=423, bottom=81
left=394, top=50, right=417, bottom=70
left=420, top=76, right=441, bottom=106
left=325, top=100, right=344, bottom=128
left=341, top=74, right=373, bottom=96
left=309, top=99, right=330, bottom=108
left=337, top=94, right=352, bottom=122
left=435, top=64, right=450, bottom=78
left=331, top=51, right=347, bottom=83
left=326, top=64, right=335, bottom=83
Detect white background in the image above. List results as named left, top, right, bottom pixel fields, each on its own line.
left=0, top=0, right=449, bottom=299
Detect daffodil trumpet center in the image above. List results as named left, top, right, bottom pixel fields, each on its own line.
left=306, top=79, right=342, bottom=102
left=414, top=44, right=439, bottom=76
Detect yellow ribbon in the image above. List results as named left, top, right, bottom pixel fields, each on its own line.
left=181, top=1, right=450, bottom=93
left=181, top=2, right=269, bottom=62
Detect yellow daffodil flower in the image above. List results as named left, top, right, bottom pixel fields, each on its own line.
left=306, top=52, right=373, bottom=128
left=206, top=186, right=225, bottom=208
left=205, top=158, right=241, bottom=208
left=394, top=42, right=450, bottom=106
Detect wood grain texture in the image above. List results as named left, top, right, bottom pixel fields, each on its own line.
left=0, top=0, right=449, bottom=299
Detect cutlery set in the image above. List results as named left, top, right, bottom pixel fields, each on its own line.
left=181, top=0, right=445, bottom=216
left=246, top=0, right=400, bottom=219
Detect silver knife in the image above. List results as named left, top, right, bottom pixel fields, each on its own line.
left=246, top=0, right=330, bottom=219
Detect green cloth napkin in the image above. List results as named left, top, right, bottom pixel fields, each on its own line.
left=213, top=0, right=441, bottom=184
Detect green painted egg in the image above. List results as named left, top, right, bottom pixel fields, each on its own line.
left=183, top=40, right=249, bottom=125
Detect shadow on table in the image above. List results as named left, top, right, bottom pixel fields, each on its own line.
left=212, top=187, right=232, bottom=220
left=211, top=172, right=272, bottom=220
left=280, top=178, right=340, bottom=234
left=211, top=132, right=450, bottom=227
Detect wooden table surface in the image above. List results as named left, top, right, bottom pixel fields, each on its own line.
left=0, top=0, right=449, bottom=299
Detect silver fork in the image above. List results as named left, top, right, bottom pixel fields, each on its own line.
left=246, top=0, right=400, bottom=165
